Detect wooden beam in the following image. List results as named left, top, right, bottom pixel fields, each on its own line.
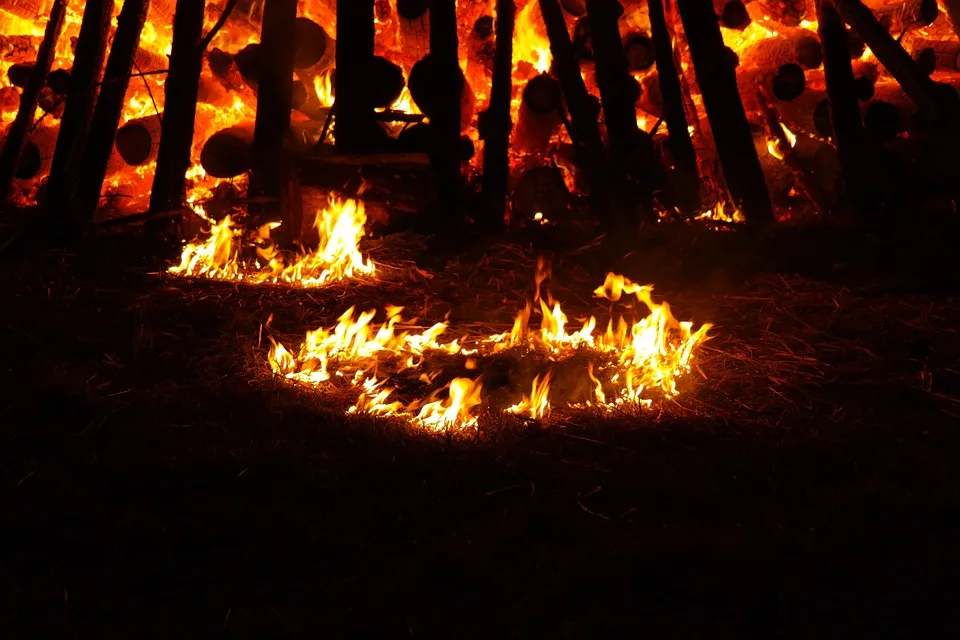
left=335, top=0, right=377, bottom=153
left=480, top=0, right=515, bottom=232
left=429, top=0, right=463, bottom=230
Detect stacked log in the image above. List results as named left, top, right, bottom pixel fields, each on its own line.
left=115, top=114, right=162, bottom=166
left=408, top=54, right=476, bottom=132
left=622, top=32, right=655, bottom=71
left=718, top=0, right=751, bottom=29
left=200, top=123, right=256, bottom=178
left=513, top=73, right=563, bottom=154
left=871, top=0, right=938, bottom=33
left=1, top=0, right=47, bottom=19
left=397, top=0, right=431, bottom=63
left=0, top=35, right=43, bottom=64
left=909, top=38, right=960, bottom=72
left=740, top=27, right=823, bottom=70
left=754, top=0, right=812, bottom=27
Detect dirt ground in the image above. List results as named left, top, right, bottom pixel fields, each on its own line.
left=2, top=221, right=959, bottom=636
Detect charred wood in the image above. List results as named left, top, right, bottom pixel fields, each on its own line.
left=0, top=35, right=43, bottom=65
left=150, top=0, right=206, bottom=218
left=678, top=0, right=773, bottom=223
left=0, top=0, right=67, bottom=203
left=115, top=113, right=163, bottom=165
left=408, top=55, right=476, bottom=132
left=428, top=0, right=463, bottom=229
left=623, top=32, right=656, bottom=71
left=513, top=73, right=563, bottom=154
left=719, top=0, right=751, bottom=29
left=511, top=166, right=571, bottom=222
left=293, top=17, right=334, bottom=71
left=755, top=0, right=811, bottom=27
left=479, top=0, right=514, bottom=232
left=336, top=0, right=381, bottom=152
left=741, top=27, right=823, bottom=70
left=200, top=123, right=256, bottom=178
left=397, top=0, right=431, bottom=63
left=561, top=0, right=589, bottom=16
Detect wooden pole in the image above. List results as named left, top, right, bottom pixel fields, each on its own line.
left=538, top=0, right=612, bottom=217
left=677, top=0, right=774, bottom=224
left=0, top=0, right=67, bottom=203
left=335, top=0, right=377, bottom=153
left=249, top=0, right=297, bottom=206
left=835, top=0, right=948, bottom=121
left=480, top=0, right=515, bottom=232
left=430, top=0, right=463, bottom=231
left=816, top=0, right=870, bottom=216
left=647, top=0, right=700, bottom=214
left=72, top=0, right=150, bottom=230
left=47, top=0, right=114, bottom=215
left=149, top=0, right=206, bottom=218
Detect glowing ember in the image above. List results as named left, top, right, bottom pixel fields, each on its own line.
left=268, top=265, right=711, bottom=432
left=169, top=196, right=375, bottom=286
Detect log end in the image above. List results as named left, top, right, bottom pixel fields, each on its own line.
left=854, top=76, right=875, bottom=101
left=772, top=63, right=806, bottom=101
left=720, top=0, right=750, bottom=30
left=293, top=17, right=329, bottom=70
left=624, top=33, right=655, bottom=72
left=522, top=73, right=563, bottom=114
left=796, top=35, right=823, bottom=70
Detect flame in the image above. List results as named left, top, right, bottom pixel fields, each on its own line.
left=169, top=196, right=375, bottom=286
left=267, top=264, right=711, bottom=431
left=313, top=69, right=335, bottom=107
left=514, top=1, right=552, bottom=75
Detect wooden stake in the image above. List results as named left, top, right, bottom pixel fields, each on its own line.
left=677, top=0, right=773, bottom=224
left=647, top=0, right=700, bottom=214
left=72, top=0, right=150, bottom=229
left=429, top=0, right=462, bottom=230
left=816, top=0, right=870, bottom=215
left=0, top=0, right=67, bottom=203
left=249, top=0, right=297, bottom=231
left=46, top=0, right=115, bottom=215
left=335, top=0, right=377, bottom=153
left=150, top=0, right=206, bottom=216
left=480, top=0, right=515, bottom=232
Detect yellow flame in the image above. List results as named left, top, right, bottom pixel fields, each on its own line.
left=507, top=371, right=552, bottom=419
left=313, top=69, right=335, bottom=107
left=170, top=196, right=375, bottom=286
left=514, top=2, right=552, bottom=75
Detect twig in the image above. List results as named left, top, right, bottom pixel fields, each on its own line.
left=198, top=0, right=240, bottom=53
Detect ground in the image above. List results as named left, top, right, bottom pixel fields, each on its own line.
left=2, top=220, right=960, bottom=636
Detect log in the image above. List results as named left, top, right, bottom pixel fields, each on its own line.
left=47, top=0, right=114, bottom=215
left=115, top=113, right=163, bottom=165
left=480, top=0, right=515, bottom=232
left=397, top=0, right=431, bottom=63
left=408, top=55, right=476, bottom=132
left=1, top=0, right=46, bottom=19
left=0, top=35, right=43, bottom=65
left=250, top=0, right=297, bottom=207
left=511, top=165, right=571, bottom=221
left=428, top=0, right=462, bottom=229
left=573, top=17, right=593, bottom=61
left=835, top=0, right=947, bottom=121
left=512, top=73, right=563, bottom=153
left=336, top=0, right=381, bottom=152
left=150, top=0, right=206, bottom=217
left=72, top=0, right=149, bottom=227
left=754, top=0, right=811, bottom=26
left=623, top=32, right=656, bottom=72
left=368, top=56, right=406, bottom=108
left=539, top=0, right=611, bottom=215
left=678, top=0, right=774, bottom=223
left=5, top=125, right=58, bottom=182
left=863, top=98, right=903, bottom=141
left=739, top=63, right=807, bottom=111
left=46, top=69, right=70, bottom=95
left=909, top=38, right=960, bottom=72
left=648, top=0, right=700, bottom=212
left=874, top=0, right=938, bottom=33
left=741, top=27, right=824, bottom=70
left=588, top=0, right=650, bottom=196
left=855, top=75, right=876, bottom=99
left=293, top=17, right=334, bottom=71
left=200, top=124, right=256, bottom=178
left=133, top=47, right=168, bottom=74
left=7, top=63, right=34, bottom=89
left=719, top=0, right=751, bottom=29
left=0, top=0, right=67, bottom=203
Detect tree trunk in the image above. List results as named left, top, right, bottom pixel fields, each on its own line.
left=480, top=0, right=515, bottom=232
left=0, top=0, right=67, bottom=203
left=46, top=0, right=114, bottom=215
left=149, top=0, right=205, bottom=216
left=677, top=0, right=774, bottom=224
left=647, top=0, right=699, bottom=214
left=249, top=0, right=297, bottom=209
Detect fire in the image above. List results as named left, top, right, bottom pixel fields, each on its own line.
left=514, top=1, right=552, bottom=75
left=267, top=264, right=711, bottom=431
left=169, top=196, right=375, bottom=286
left=313, top=69, right=335, bottom=108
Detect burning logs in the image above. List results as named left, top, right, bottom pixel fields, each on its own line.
left=513, top=73, right=563, bottom=153
left=6, top=63, right=34, bottom=88
left=560, top=0, right=588, bottom=15
left=133, top=47, right=168, bottom=74
left=2, top=0, right=47, bottom=19
left=741, top=27, right=824, bottom=70
left=755, top=0, right=811, bottom=27
left=200, top=124, right=255, bottom=178
left=5, top=125, right=58, bottom=182
left=397, top=0, right=431, bottom=63
left=909, top=39, right=960, bottom=72
left=368, top=57, right=406, bottom=108
left=873, top=0, right=938, bottom=32
left=408, top=54, right=476, bottom=132
left=739, top=63, right=807, bottom=109
left=115, top=114, right=162, bottom=165
left=0, top=35, right=43, bottom=65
